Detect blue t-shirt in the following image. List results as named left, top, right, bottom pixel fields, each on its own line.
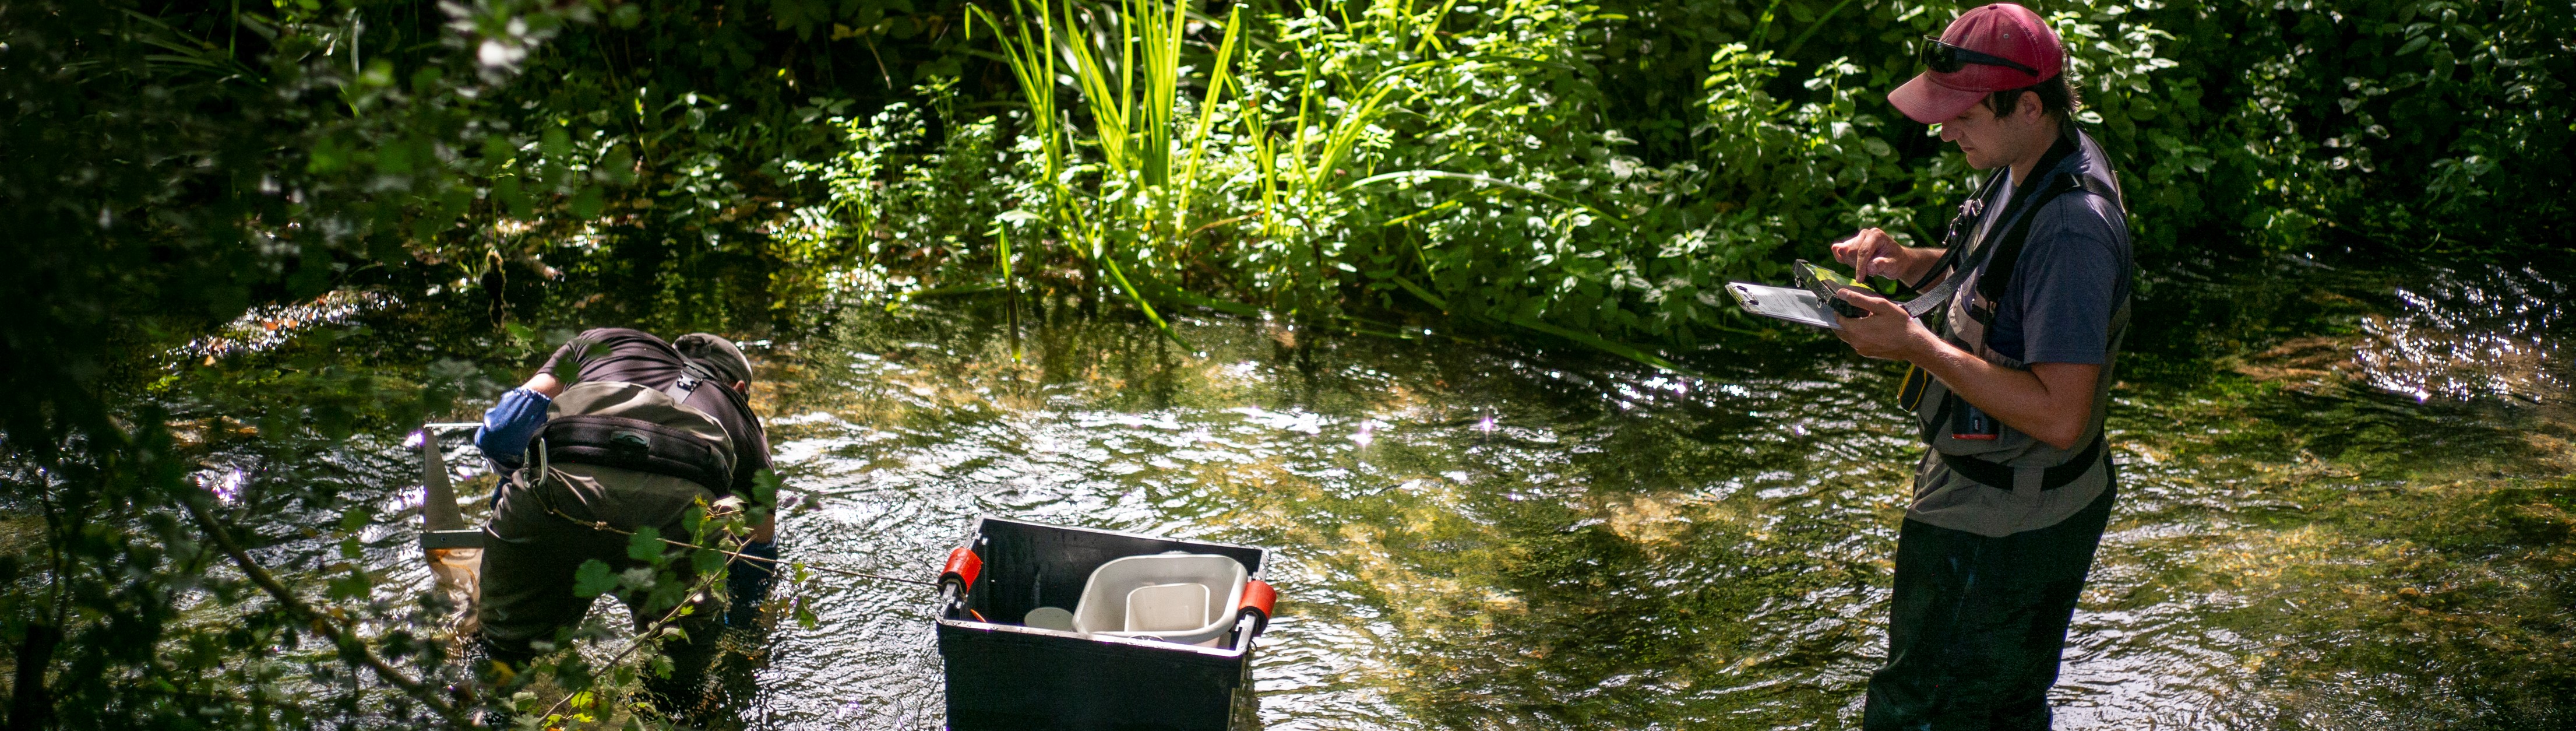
left=1982, top=163, right=2133, bottom=366
left=1908, top=128, right=2135, bottom=539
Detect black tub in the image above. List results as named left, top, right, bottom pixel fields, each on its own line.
left=933, top=517, right=1277, bottom=731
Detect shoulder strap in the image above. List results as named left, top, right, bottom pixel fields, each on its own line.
left=650, top=339, right=762, bottom=492
left=1900, top=268, right=1963, bottom=318
left=1972, top=175, right=2095, bottom=305
left=662, top=370, right=707, bottom=409
left=1896, top=177, right=2082, bottom=321
left=1896, top=154, right=2038, bottom=317
left=651, top=339, right=725, bottom=407
left=1907, top=247, right=1961, bottom=294
left=1975, top=128, right=2124, bottom=305
left=1905, top=168, right=2013, bottom=294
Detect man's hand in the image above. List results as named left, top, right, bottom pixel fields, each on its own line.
left=1833, top=229, right=1900, bottom=282
left=1831, top=229, right=1942, bottom=285
left=1831, top=287, right=1933, bottom=360
left=1830, top=286, right=2103, bottom=449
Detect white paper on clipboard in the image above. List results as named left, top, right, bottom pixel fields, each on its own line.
left=1725, top=282, right=1842, bottom=330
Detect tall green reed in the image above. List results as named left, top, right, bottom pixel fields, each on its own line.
left=970, top=0, right=1245, bottom=343
left=955, top=0, right=1727, bottom=366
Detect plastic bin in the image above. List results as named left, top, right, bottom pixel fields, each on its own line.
left=1073, top=552, right=1249, bottom=646
left=933, top=518, right=1278, bottom=731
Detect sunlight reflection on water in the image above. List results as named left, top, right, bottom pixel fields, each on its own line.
left=2356, top=265, right=2567, bottom=405
left=295, top=261, right=2571, bottom=730
left=732, top=262, right=2568, bottom=729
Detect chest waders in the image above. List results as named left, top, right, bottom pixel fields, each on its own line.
left=1895, top=131, right=2129, bottom=494
left=473, top=335, right=756, bottom=700
left=503, top=345, right=741, bottom=538
left=516, top=336, right=736, bottom=498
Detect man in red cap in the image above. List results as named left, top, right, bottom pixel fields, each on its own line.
left=1825, top=3, right=2133, bottom=728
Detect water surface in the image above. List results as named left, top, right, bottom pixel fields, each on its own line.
left=695, top=257, right=2571, bottom=729
left=313, top=256, right=2570, bottom=729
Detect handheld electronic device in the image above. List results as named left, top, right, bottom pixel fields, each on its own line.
left=1792, top=259, right=1870, bottom=318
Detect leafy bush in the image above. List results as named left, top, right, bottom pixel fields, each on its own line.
left=808, top=0, right=2568, bottom=353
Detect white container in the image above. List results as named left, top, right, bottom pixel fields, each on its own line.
left=1123, top=583, right=1210, bottom=632
left=1021, top=606, right=1076, bottom=631
left=1073, top=552, right=1248, bottom=647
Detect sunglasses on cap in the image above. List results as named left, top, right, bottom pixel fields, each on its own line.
left=1918, top=37, right=2041, bottom=76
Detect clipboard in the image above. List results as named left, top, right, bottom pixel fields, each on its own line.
left=1730, top=259, right=1952, bottom=329
left=1725, top=282, right=1842, bottom=330
left=1727, top=260, right=1873, bottom=330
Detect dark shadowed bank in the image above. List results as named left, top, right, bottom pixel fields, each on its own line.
left=1, top=0, right=2568, bottom=729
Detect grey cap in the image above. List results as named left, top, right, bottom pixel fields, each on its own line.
left=672, top=333, right=753, bottom=385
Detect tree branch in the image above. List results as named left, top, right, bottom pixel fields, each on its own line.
left=181, top=495, right=461, bottom=721
left=8, top=621, right=58, bottom=731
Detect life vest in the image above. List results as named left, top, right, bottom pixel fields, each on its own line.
left=1897, top=126, right=2129, bottom=493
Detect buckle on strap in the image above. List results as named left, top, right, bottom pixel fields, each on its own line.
left=663, top=372, right=705, bottom=407
left=1938, top=435, right=2107, bottom=491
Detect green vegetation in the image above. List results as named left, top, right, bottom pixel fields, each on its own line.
left=2, top=0, right=2569, bottom=728
left=785, top=0, right=2572, bottom=347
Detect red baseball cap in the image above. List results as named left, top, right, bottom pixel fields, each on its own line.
left=1888, top=3, right=2064, bottom=124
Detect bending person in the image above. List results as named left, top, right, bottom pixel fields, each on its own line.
left=468, top=328, right=781, bottom=712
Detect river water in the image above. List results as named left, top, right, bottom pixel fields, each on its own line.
left=367, top=255, right=2568, bottom=729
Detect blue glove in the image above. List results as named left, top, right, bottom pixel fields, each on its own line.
left=473, top=387, right=552, bottom=470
